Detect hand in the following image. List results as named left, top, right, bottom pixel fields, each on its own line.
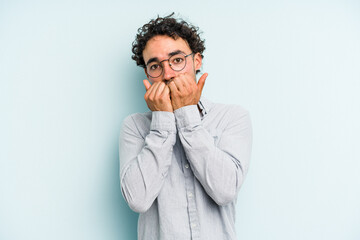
left=143, top=79, right=173, bottom=112
left=168, top=72, right=208, bottom=111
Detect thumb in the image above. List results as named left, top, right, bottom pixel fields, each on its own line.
left=143, top=79, right=151, bottom=91
left=197, top=73, right=208, bottom=93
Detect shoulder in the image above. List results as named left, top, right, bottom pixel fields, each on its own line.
left=208, top=102, right=252, bottom=137
left=210, top=101, right=250, bottom=119
left=200, top=97, right=251, bottom=131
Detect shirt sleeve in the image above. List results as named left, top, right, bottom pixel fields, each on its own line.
left=119, top=111, right=177, bottom=213
left=174, top=105, right=252, bottom=206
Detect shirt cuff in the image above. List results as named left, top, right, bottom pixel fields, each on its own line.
left=150, top=111, right=176, bottom=132
left=174, top=105, right=201, bottom=129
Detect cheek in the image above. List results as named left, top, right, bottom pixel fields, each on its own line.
left=151, top=80, right=161, bottom=85
left=172, top=60, right=196, bottom=78
left=148, top=77, right=162, bottom=83
left=182, top=61, right=196, bottom=73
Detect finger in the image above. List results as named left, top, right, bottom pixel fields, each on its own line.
left=168, top=81, right=179, bottom=95
left=197, top=73, right=208, bottom=93
left=154, top=82, right=166, bottom=97
left=148, top=82, right=161, bottom=98
left=180, top=72, right=197, bottom=91
left=162, top=84, right=171, bottom=97
left=146, top=81, right=159, bottom=100
left=143, top=79, right=151, bottom=91
left=172, top=77, right=185, bottom=92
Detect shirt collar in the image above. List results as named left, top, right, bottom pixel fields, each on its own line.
left=197, top=96, right=213, bottom=117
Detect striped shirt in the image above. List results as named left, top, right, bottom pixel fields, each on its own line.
left=119, top=97, right=252, bottom=240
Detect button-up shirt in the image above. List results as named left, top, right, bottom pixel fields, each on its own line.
left=119, top=97, right=252, bottom=240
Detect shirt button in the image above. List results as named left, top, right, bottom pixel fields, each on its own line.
left=184, top=164, right=189, bottom=169
left=188, top=192, right=193, bottom=198
left=191, top=223, right=197, bottom=228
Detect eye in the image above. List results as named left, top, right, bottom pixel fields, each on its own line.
left=172, top=57, right=184, bottom=64
left=149, top=64, right=160, bottom=71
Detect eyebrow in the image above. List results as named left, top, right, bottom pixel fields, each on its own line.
left=146, top=50, right=186, bottom=66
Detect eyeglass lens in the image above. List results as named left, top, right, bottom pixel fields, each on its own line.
left=146, top=54, right=187, bottom=78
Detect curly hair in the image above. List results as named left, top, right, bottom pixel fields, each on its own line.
left=132, top=13, right=205, bottom=74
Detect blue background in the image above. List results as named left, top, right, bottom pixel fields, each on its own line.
left=1, top=0, right=359, bottom=239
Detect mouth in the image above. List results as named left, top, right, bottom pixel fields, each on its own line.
left=165, top=79, right=173, bottom=85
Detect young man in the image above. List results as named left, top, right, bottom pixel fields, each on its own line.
left=119, top=14, right=252, bottom=240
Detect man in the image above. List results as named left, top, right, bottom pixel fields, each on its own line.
left=119, top=13, right=252, bottom=240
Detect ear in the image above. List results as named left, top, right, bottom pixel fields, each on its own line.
left=194, top=52, right=202, bottom=72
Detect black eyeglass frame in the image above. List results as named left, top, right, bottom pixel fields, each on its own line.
left=145, top=52, right=194, bottom=78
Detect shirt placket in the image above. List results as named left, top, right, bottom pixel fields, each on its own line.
left=179, top=143, right=201, bottom=240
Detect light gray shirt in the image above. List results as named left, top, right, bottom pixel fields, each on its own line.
left=119, top=97, right=252, bottom=240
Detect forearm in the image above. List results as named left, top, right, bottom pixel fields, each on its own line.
left=175, top=105, right=252, bottom=205
left=120, top=112, right=176, bottom=212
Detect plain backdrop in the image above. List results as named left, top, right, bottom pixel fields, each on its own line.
left=1, top=0, right=359, bottom=239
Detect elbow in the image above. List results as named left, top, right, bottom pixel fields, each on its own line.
left=120, top=171, right=156, bottom=213
left=121, top=186, right=153, bottom=213
left=127, top=198, right=152, bottom=213
left=210, top=174, right=244, bottom=206
left=211, top=188, right=237, bottom=206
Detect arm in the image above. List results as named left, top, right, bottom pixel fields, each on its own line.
left=119, top=80, right=175, bottom=213
left=174, top=105, right=252, bottom=206
left=119, top=112, right=176, bottom=213
left=169, top=72, right=252, bottom=205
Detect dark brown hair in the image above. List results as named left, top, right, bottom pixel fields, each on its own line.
left=131, top=13, right=205, bottom=74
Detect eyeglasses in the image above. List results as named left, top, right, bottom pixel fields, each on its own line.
left=146, top=52, right=194, bottom=78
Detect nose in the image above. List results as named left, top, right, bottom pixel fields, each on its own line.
left=162, top=61, right=176, bottom=81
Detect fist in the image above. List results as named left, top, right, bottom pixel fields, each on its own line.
left=143, top=80, right=173, bottom=112
left=168, top=72, right=208, bottom=110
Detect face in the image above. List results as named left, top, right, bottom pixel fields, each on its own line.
left=142, top=35, right=202, bottom=83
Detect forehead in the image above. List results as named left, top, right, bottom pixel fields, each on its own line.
left=142, top=35, right=191, bottom=62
